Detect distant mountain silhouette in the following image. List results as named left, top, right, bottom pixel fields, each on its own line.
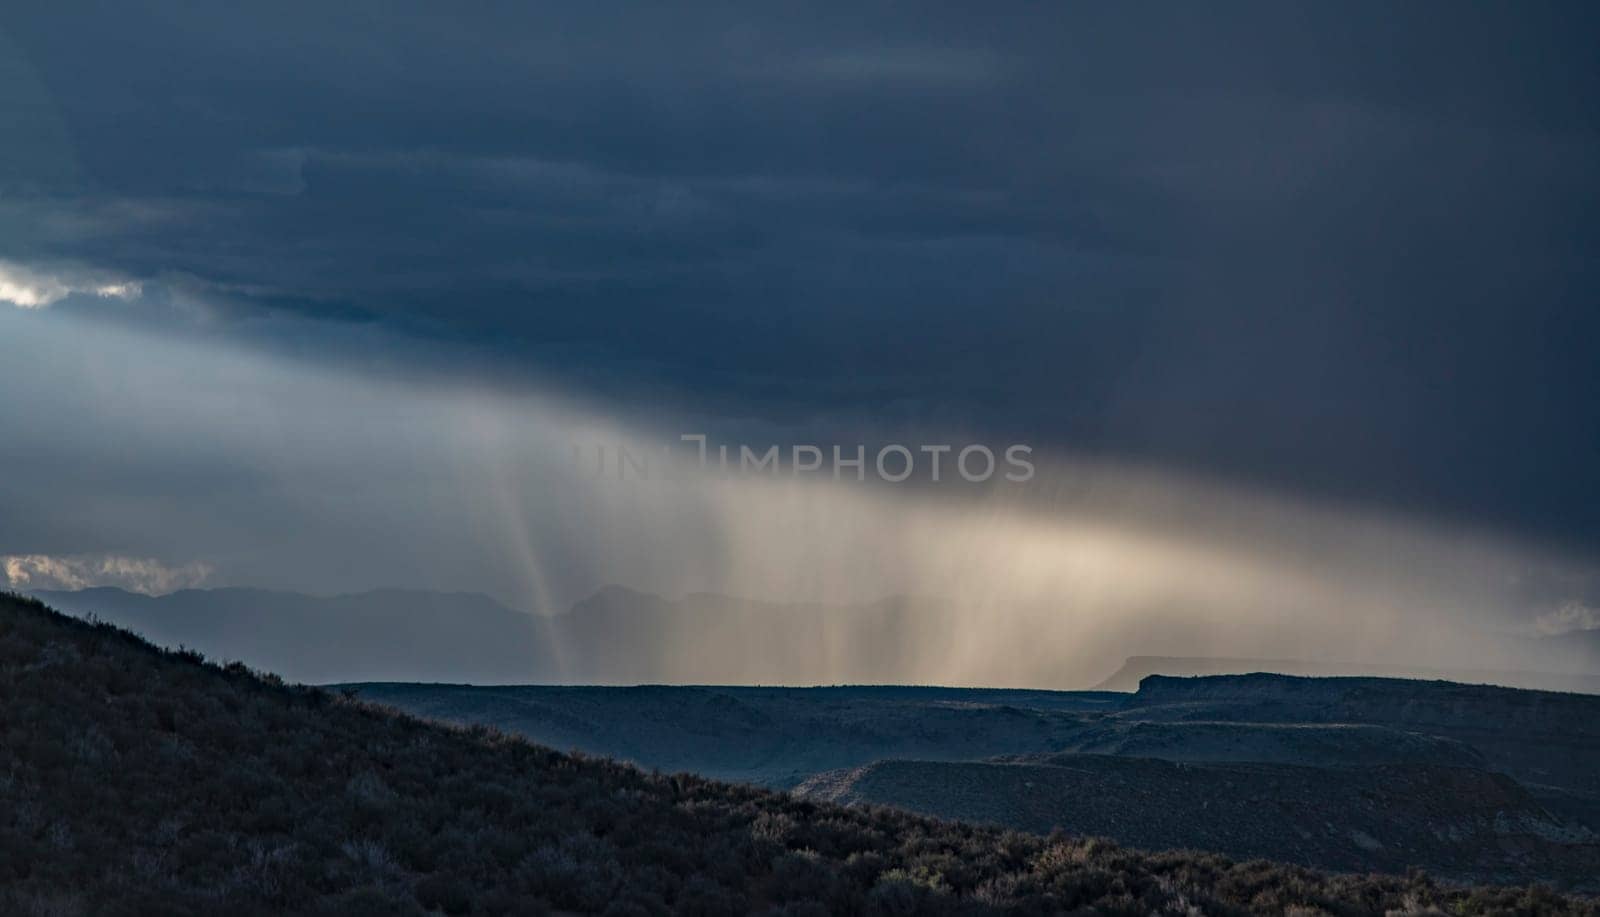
left=29, top=585, right=955, bottom=685
left=34, top=585, right=1600, bottom=692
left=31, top=586, right=554, bottom=684
left=558, top=585, right=948, bottom=684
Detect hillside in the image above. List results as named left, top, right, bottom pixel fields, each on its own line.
left=348, top=684, right=1483, bottom=789
left=349, top=671, right=1600, bottom=889
left=4, top=591, right=1597, bottom=915
left=346, top=683, right=1122, bottom=787
left=795, top=756, right=1599, bottom=887
left=1121, top=674, right=1600, bottom=798
left=1050, top=720, right=1488, bottom=769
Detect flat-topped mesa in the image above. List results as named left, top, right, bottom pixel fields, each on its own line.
left=1129, top=672, right=1600, bottom=733
left=1095, top=656, right=1600, bottom=695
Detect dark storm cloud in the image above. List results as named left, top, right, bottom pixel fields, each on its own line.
left=1, top=1, right=1598, bottom=546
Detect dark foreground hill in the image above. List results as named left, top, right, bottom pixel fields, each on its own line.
left=4, top=592, right=1597, bottom=916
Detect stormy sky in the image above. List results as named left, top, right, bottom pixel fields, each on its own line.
left=2, top=3, right=1598, bottom=673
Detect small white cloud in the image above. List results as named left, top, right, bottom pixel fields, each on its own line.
left=1535, top=600, right=1600, bottom=636
left=0, top=260, right=142, bottom=309
left=2, top=553, right=212, bottom=595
